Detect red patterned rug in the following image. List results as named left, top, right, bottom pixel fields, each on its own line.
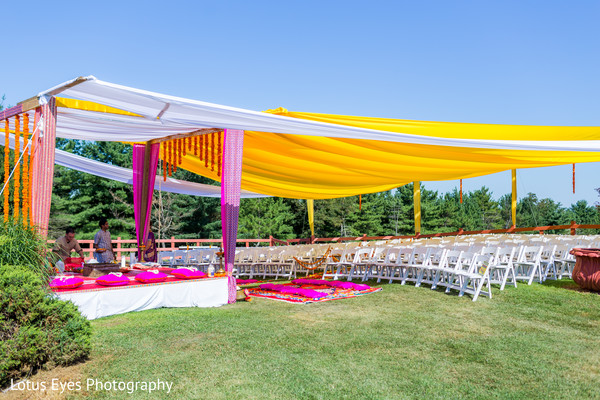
left=246, top=283, right=382, bottom=304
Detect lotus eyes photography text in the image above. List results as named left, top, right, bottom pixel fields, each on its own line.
left=8, top=378, right=173, bottom=394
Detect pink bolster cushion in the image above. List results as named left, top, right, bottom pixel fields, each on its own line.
left=135, top=270, right=168, bottom=283
left=96, top=273, right=129, bottom=286
left=49, top=276, right=84, bottom=289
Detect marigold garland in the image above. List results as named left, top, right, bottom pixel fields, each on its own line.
left=210, top=132, right=215, bottom=171
left=14, top=115, right=20, bottom=220
left=182, top=137, right=186, bottom=156
left=194, top=136, right=198, bottom=156
left=173, top=140, right=178, bottom=172
left=188, top=136, right=192, bottom=152
left=204, top=134, right=208, bottom=168
left=178, top=139, right=183, bottom=165
left=168, top=140, right=173, bottom=176
left=293, top=247, right=332, bottom=270
left=22, top=114, right=29, bottom=225
left=4, top=119, right=9, bottom=222
left=217, top=131, right=222, bottom=176
left=162, top=142, right=167, bottom=181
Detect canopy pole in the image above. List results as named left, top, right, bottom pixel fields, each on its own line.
left=221, top=129, right=245, bottom=304
left=31, top=97, right=57, bottom=237
left=511, top=169, right=517, bottom=228
left=133, top=143, right=160, bottom=262
left=414, top=181, right=421, bottom=235
left=307, top=199, right=314, bottom=236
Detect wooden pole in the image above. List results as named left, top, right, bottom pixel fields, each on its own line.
left=414, top=181, right=421, bottom=235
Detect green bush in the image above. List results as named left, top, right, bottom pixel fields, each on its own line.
left=0, top=219, right=57, bottom=276
left=0, top=264, right=92, bottom=388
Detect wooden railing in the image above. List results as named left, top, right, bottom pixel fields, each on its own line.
left=48, top=221, right=600, bottom=260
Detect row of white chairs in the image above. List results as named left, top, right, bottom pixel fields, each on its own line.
left=320, top=242, right=577, bottom=301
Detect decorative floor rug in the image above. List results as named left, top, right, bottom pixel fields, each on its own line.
left=246, top=283, right=382, bottom=304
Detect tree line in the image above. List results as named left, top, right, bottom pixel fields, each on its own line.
left=1, top=139, right=599, bottom=241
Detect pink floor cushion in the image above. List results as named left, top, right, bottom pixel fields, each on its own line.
left=237, top=279, right=259, bottom=284
left=135, top=269, right=168, bottom=283
left=171, top=267, right=206, bottom=279
left=49, top=276, right=84, bottom=289
left=96, top=272, right=130, bottom=286
left=294, top=288, right=328, bottom=299
left=328, top=281, right=356, bottom=289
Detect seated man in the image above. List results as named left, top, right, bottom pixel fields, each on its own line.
left=53, top=227, right=85, bottom=261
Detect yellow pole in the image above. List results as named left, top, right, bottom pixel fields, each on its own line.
left=307, top=199, right=314, bottom=236
left=414, top=181, right=421, bottom=234
left=511, top=169, right=517, bottom=227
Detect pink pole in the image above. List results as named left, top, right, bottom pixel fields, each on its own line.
left=221, top=129, right=244, bottom=303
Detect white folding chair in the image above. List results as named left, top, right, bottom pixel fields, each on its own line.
left=455, top=253, right=493, bottom=301
left=346, top=247, right=375, bottom=281
left=514, top=245, right=544, bottom=285
left=540, top=244, right=558, bottom=281
left=489, top=246, right=518, bottom=290
left=402, top=247, right=432, bottom=285
left=416, top=247, right=447, bottom=287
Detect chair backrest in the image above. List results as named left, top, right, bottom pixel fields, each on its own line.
left=409, top=247, right=431, bottom=266
left=470, top=253, right=493, bottom=275
left=173, top=249, right=188, bottom=264
left=495, top=246, right=516, bottom=266
left=352, top=247, right=374, bottom=263
left=442, top=249, right=464, bottom=270
left=158, top=251, right=174, bottom=265
left=540, top=245, right=557, bottom=262
left=429, top=248, right=448, bottom=266
left=518, top=246, right=543, bottom=263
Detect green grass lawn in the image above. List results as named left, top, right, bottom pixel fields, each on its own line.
left=72, top=280, right=600, bottom=400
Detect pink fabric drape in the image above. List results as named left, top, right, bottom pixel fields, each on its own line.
left=31, top=99, right=56, bottom=236
left=221, top=129, right=244, bottom=304
left=133, top=143, right=160, bottom=261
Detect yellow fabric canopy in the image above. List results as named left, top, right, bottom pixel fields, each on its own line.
left=55, top=97, right=600, bottom=199
left=177, top=110, right=600, bottom=199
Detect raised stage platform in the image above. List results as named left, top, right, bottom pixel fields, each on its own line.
left=52, top=275, right=228, bottom=320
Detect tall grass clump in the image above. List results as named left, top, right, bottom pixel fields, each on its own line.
left=0, top=219, right=57, bottom=277
left=0, top=219, right=91, bottom=389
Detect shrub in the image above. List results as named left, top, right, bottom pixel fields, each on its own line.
left=0, top=219, right=57, bottom=277
left=0, top=264, right=92, bottom=388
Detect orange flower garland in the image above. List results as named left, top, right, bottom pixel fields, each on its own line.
left=178, top=139, right=182, bottom=164
left=182, top=137, right=186, bottom=156
left=14, top=115, right=20, bottom=219
left=194, top=136, right=198, bottom=156
left=4, top=119, right=9, bottom=222
left=199, top=134, right=203, bottom=161
left=162, top=142, right=167, bottom=181
left=22, top=114, right=29, bottom=225
left=217, top=131, right=222, bottom=176
left=204, top=134, right=208, bottom=168
left=188, top=136, right=192, bottom=152
left=210, top=131, right=215, bottom=171
left=167, top=141, right=173, bottom=176
left=293, top=247, right=332, bottom=270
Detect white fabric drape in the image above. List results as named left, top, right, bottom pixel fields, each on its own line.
left=42, top=76, right=600, bottom=152
left=54, top=278, right=228, bottom=319
left=5, top=134, right=267, bottom=198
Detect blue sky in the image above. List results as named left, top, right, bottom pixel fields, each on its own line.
left=2, top=0, right=599, bottom=207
